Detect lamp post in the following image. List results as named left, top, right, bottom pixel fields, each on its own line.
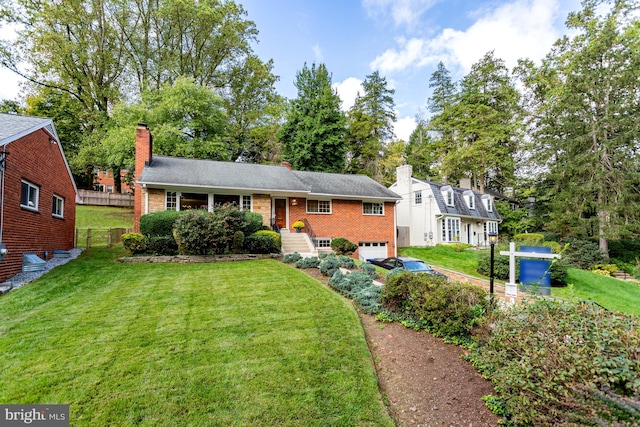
left=488, top=231, right=498, bottom=295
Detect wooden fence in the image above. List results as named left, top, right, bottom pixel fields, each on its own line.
left=78, top=189, right=134, bottom=207
left=75, top=228, right=133, bottom=248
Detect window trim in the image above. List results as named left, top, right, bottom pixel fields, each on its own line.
left=242, top=195, right=252, bottom=211
left=441, top=217, right=461, bottom=242
left=414, top=190, right=422, bottom=205
left=166, top=191, right=178, bottom=211
left=52, top=194, right=64, bottom=218
left=306, top=199, right=332, bottom=214
left=441, top=186, right=454, bottom=207
left=362, top=202, right=384, bottom=216
left=21, top=180, right=39, bottom=211
left=482, top=195, right=493, bottom=212
left=463, top=190, right=475, bottom=210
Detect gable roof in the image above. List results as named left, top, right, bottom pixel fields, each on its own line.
left=0, top=113, right=78, bottom=198
left=418, top=179, right=501, bottom=221
left=138, top=155, right=401, bottom=201
left=0, top=113, right=59, bottom=146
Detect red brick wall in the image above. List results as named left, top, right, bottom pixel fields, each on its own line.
left=0, top=129, right=76, bottom=282
left=288, top=199, right=396, bottom=258
left=94, top=169, right=133, bottom=193
left=134, top=124, right=151, bottom=232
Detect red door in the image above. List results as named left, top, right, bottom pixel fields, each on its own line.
left=274, top=199, right=287, bottom=229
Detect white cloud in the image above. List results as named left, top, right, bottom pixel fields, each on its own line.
left=394, top=115, right=417, bottom=142
left=312, top=44, right=323, bottom=61
left=362, top=0, right=440, bottom=28
left=333, top=77, right=363, bottom=111
left=0, top=24, right=25, bottom=101
left=370, top=0, right=579, bottom=75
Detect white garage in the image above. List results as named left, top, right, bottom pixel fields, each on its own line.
left=358, top=242, right=388, bottom=261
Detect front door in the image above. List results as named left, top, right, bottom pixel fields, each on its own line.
left=274, top=199, right=287, bottom=229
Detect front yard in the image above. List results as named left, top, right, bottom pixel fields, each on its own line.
left=0, top=248, right=393, bottom=426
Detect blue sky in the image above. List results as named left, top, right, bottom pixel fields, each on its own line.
left=0, top=0, right=582, bottom=140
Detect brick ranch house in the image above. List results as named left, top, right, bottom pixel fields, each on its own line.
left=133, top=124, right=401, bottom=260
left=0, top=113, right=77, bottom=282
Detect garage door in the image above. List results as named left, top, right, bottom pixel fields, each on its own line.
left=358, top=242, right=387, bottom=261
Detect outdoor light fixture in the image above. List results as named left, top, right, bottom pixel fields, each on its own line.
left=488, top=231, right=498, bottom=295
left=291, top=199, right=298, bottom=206
left=0, top=243, right=8, bottom=261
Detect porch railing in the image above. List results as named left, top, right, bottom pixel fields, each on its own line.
left=301, top=218, right=317, bottom=241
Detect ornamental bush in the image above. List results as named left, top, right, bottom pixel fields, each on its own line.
left=140, top=210, right=182, bottom=237
left=283, top=252, right=302, bottom=264
left=327, top=271, right=382, bottom=314
left=243, top=235, right=276, bottom=254
left=359, top=262, right=379, bottom=280
left=513, top=233, right=544, bottom=245
left=468, top=299, right=640, bottom=425
left=330, top=237, right=357, bottom=255
left=253, top=230, right=281, bottom=251
left=319, top=257, right=340, bottom=277
left=173, top=210, right=214, bottom=255
left=295, top=256, right=320, bottom=269
left=562, top=238, right=605, bottom=270
left=337, top=255, right=356, bottom=269
left=122, top=232, right=147, bottom=254
left=381, top=272, right=490, bottom=341
left=146, top=236, right=178, bottom=255
left=242, top=211, right=265, bottom=236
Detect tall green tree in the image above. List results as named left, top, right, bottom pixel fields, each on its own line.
left=345, top=71, right=396, bottom=182
left=520, top=0, right=640, bottom=256
left=78, top=77, right=227, bottom=191
left=278, top=63, right=346, bottom=172
left=405, top=111, right=440, bottom=181
left=437, top=52, right=522, bottom=192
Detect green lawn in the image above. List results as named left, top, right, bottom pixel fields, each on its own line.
left=0, top=248, right=393, bottom=426
left=76, top=205, right=134, bottom=229
left=552, top=268, right=640, bottom=315
left=399, top=245, right=640, bottom=315
left=399, top=245, right=483, bottom=277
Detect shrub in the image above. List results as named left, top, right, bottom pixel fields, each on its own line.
left=591, top=264, right=618, bottom=276
left=173, top=210, right=214, bottom=255
left=327, top=271, right=382, bottom=314
left=542, top=240, right=562, bottom=253
left=232, top=231, right=244, bottom=253
left=295, top=256, right=320, bottom=269
left=243, top=235, right=278, bottom=254
left=468, top=299, right=640, bottom=425
left=253, top=230, right=281, bottom=251
left=513, top=233, right=544, bottom=245
left=381, top=273, right=490, bottom=341
left=242, top=211, right=265, bottom=236
left=337, top=255, right=356, bottom=269
left=385, top=267, right=404, bottom=281
left=140, top=210, right=182, bottom=237
left=563, top=238, right=606, bottom=270
left=209, top=203, right=245, bottom=254
left=319, top=256, right=340, bottom=276
left=122, top=232, right=147, bottom=255
left=283, top=252, right=302, bottom=264
left=609, top=238, right=640, bottom=264
left=330, top=237, right=357, bottom=255
left=550, top=260, right=568, bottom=286
left=318, top=252, right=332, bottom=259
left=359, top=262, right=379, bottom=280
left=145, top=236, right=178, bottom=255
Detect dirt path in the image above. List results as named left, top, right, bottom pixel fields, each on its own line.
left=359, top=313, right=499, bottom=426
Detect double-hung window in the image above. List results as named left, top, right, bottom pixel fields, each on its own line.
left=441, top=186, right=454, bottom=207
left=414, top=190, right=422, bottom=205
left=242, top=195, right=252, bottom=211
left=52, top=195, right=64, bottom=218
left=166, top=191, right=177, bottom=210
left=363, top=202, right=384, bottom=215
left=21, top=180, right=39, bottom=211
left=307, top=200, right=331, bottom=214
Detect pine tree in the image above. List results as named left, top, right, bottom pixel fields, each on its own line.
left=278, top=63, right=347, bottom=172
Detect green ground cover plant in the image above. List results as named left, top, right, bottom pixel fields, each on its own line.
left=76, top=205, right=134, bottom=229
left=0, top=248, right=393, bottom=427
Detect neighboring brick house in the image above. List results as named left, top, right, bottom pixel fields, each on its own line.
left=0, top=114, right=77, bottom=282
left=93, top=169, right=132, bottom=194
left=134, top=124, right=401, bottom=260
left=390, top=164, right=501, bottom=247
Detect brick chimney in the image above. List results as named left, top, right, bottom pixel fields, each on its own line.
left=281, top=160, right=292, bottom=170
left=134, top=123, right=152, bottom=232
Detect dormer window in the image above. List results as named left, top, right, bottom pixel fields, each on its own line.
left=441, top=186, right=454, bottom=207
left=482, top=194, right=493, bottom=212
left=463, top=190, right=475, bottom=209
